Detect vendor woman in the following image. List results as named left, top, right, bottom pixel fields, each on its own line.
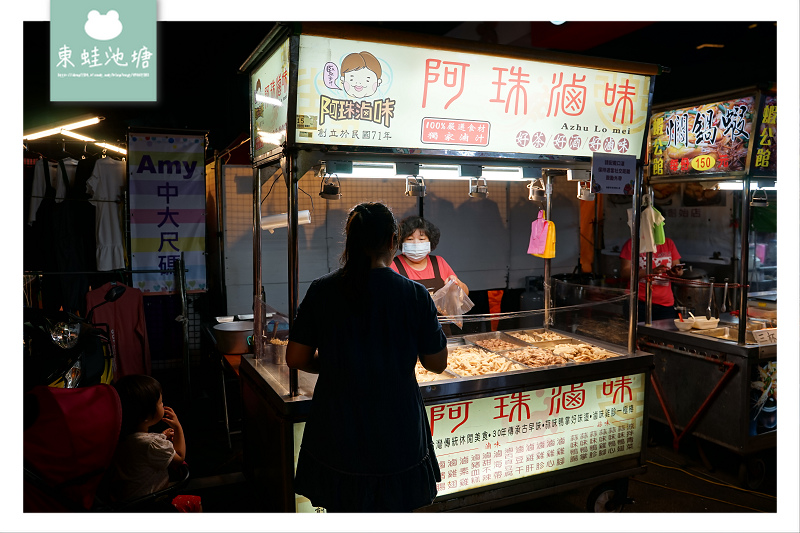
left=390, top=216, right=469, bottom=297
left=619, top=236, right=683, bottom=320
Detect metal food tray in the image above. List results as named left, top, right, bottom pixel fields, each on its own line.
left=462, top=331, right=530, bottom=352
left=505, top=328, right=571, bottom=344
left=500, top=344, right=577, bottom=370
left=447, top=337, right=466, bottom=346
left=415, top=368, right=461, bottom=384
left=690, top=326, right=757, bottom=344
left=446, top=345, right=529, bottom=377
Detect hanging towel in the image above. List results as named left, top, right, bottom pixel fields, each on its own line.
left=627, top=207, right=659, bottom=254
left=652, top=207, right=666, bottom=245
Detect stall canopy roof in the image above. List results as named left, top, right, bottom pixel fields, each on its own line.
left=241, top=21, right=663, bottom=77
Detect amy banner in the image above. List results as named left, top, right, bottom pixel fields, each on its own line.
left=128, top=132, right=207, bottom=294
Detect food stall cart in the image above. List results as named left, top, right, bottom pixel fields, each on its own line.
left=235, top=22, right=661, bottom=512
left=633, top=87, right=777, bottom=489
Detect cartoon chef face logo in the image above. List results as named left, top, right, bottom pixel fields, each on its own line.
left=323, top=51, right=383, bottom=99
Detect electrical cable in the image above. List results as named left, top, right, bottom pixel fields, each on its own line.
left=646, top=459, right=776, bottom=500
left=629, top=478, right=770, bottom=513
left=298, top=187, right=314, bottom=218
left=260, top=173, right=282, bottom=206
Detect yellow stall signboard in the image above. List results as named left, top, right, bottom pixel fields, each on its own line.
left=295, top=35, right=652, bottom=159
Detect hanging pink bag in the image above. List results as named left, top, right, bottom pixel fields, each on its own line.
left=527, top=211, right=548, bottom=255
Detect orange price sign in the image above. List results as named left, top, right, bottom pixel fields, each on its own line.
left=690, top=154, right=716, bottom=171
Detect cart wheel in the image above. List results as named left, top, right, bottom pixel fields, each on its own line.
left=586, top=479, right=629, bottom=513
left=738, top=456, right=766, bottom=490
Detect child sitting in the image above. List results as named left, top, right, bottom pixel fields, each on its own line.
left=108, top=374, right=201, bottom=512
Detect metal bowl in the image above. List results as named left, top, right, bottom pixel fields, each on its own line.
left=212, top=321, right=254, bottom=354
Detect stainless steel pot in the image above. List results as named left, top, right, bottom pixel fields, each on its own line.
left=672, top=266, right=709, bottom=312
left=212, top=321, right=254, bottom=354
left=552, top=272, right=603, bottom=306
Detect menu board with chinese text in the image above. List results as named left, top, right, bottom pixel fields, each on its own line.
left=427, top=372, right=645, bottom=497
left=648, top=97, right=755, bottom=178
left=749, top=95, right=777, bottom=176
left=250, top=38, right=290, bottom=162
left=293, top=372, right=645, bottom=511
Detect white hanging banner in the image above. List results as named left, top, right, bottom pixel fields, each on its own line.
left=128, top=132, right=207, bottom=294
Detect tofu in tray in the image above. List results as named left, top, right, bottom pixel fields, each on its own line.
left=414, top=360, right=458, bottom=383
left=466, top=329, right=625, bottom=368
left=506, top=329, right=570, bottom=344
left=462, top=331, right=530, bottom=352
left=446, top=345, right=528, bottom=377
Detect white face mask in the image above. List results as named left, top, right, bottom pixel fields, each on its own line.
left=403, top=242, right=431, bottom=262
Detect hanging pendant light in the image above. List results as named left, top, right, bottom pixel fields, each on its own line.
left=576, top=180, right=595, bottom=201
left=527, top=178, right=546, bottom=202
left=405, top=175, right=426, bottom=197
left=319, top=173, right=341, bottom=200
left=749, top=188, right=769, bottom=207
left=469, top=177, right=488, bottom=198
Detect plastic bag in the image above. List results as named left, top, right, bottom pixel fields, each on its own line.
left=431, top=279, right=475, bottom=329
left=527, top=211, right=548, bottom=255
left=533, top=220, right=556, bottom=258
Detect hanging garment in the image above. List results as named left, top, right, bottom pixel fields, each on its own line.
left=86, top=282, right=151, bottom=379
left=27, top=159, right=61, bottom=311
left=51, top=159, right=90, bottom=315
left=53, top=158, right=79, bottom=203
left=28, top=158, right=59, bottom=226
left=74, top=156, right=99, bottom=273
left=86, top=158, right=127, bottom=271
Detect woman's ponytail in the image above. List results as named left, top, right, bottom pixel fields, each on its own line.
left=339, top=203, right=397, bottom=307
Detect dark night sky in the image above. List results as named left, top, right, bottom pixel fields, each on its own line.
left=23, top=20, right=778, bottom=157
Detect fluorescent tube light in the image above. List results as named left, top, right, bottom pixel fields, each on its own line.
left=334, top=162, right=530, bottom=182
left=59, top=129, right=95, bottom=142
left=257, top=130, right=287, bottom=145
left=717, top=181, right=777, bottom=191
left=255, top=94, right=283, bottom=106
left=94, top=142, right=127, bottom=155
left=261, top=210, right=311, bottom=233
left=23, top=116, right=102, bottom=140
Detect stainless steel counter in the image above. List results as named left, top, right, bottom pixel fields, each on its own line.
left=638, top=318, right=776, bottom=359
left=241, top=328, right=653, bottom=408
left=237, top=327, right=654, bottom=512
left=636, top=318, right=776, bottom=459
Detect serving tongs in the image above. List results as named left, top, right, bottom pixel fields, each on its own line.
left=706, top=277, right=715, bottom=320
left=720, top=280, right=729, bottom=313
